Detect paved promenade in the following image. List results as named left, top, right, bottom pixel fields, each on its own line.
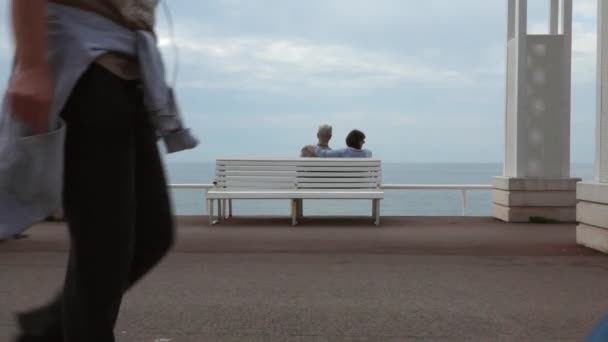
left=1, top=216, right=607, bottom=341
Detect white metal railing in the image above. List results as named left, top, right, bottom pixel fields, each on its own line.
left=383, top=184, right=493, bottom=216
left=169, top=183, right=493, bottom=216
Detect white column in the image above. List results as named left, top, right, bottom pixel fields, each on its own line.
left=577, top=0, right=608, bottom=253
left=504, top=0, right=526, bottom=177
left=549, top=0, right=559, bottom=35
left=494, top=0, right=580, bottom=223
left=597, top=0, right=608, bottom=183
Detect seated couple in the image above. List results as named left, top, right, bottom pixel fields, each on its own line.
left=300, top=124, right=372, bottom=158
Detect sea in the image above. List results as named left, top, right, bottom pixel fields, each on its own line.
left=166, top=163, right=595, bottom=216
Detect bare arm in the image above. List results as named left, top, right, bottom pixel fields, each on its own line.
left=7, top=0, right=52, bottom=133
left=303, top=145, right=316, bottom=156
left=12, top=0, right=48, bottom=66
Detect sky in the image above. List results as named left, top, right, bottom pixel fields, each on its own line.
left=0, top=0, right=600, bottom=163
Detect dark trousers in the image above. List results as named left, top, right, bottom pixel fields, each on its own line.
left=18, top=65, right=175, bottom=342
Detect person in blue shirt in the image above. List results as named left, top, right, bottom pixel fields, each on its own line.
left=304, top=129, right=372, bottom=158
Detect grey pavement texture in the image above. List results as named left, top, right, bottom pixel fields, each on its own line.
left=1, top=216, right=608, bottom=342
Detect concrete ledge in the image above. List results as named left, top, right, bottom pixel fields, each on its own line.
left=492, top=189, right=577, bottom=207
left=577, top=223, right=608, bottom=254
left=493, top=177, right=581, bottom=191
left=493, top=204, right=576, bottom=223
left=577, top=201, right=608, bottom=229
left=577, top=182, right=608, bottom=204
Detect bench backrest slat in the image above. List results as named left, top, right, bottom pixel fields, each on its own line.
left=217, top=171, right=382, bottom=177
left=217, top=166, right=381, bottom=172
left=215, top=158, right=382, bottom=191
left=217, top=158, right=379, bottom=165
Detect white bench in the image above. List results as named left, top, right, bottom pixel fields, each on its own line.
left=207, top=158, right=384, bottom=225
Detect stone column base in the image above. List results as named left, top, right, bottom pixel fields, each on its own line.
left=492, top=177, right=581, bottom=223
left=577, top=182, right=608, bottom=253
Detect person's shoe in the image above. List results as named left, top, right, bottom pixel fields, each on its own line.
left=13, top=313, right=60, bottom=342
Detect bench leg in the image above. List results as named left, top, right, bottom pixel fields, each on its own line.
left=372, top=199, right=377, bottom=221
left=297, top=199, right=303, bottom=219
left=229, top=199, right=233, bottom=218
left=222, top=199, right=227, bottom=220
left=291, top=199, right=298, bottom=226
left=205, top=197, right=210, bottom=217
left=209, top=199, right=215, bottom=225
left=219, top=200, right=225, bottom=223
left=373, top=199, right=381, bottom=226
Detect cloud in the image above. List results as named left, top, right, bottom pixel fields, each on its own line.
left=189, top=110, right=419, bottom=130
left=159, top=34, right=478, bottom=94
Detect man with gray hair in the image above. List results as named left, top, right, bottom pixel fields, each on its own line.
left=301, top=124, right=332, bottom=157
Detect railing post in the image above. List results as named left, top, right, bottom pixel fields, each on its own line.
left=204, top=189, right=209, bottom=215
left=461, top=190, right=467, bottom=216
